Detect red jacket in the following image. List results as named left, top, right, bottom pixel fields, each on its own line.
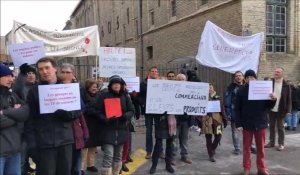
left=72, top=113, right=89, bottom=150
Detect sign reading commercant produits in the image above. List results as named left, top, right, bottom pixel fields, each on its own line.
left=146, top=79, right=209, bottom=115
left=11, top=21, right=100, bottom=57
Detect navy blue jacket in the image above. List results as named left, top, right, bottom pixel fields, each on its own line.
left=234, top=83, right=276, bottom=130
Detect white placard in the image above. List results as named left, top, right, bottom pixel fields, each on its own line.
left=38, top=83, right=81, bottom=114
left=8, top=41, right=45, bottom=67
left=123, top=77, right=140, bottom=92
left=248, top=80, right=273, bottom=100
left=196, top=21, right=264, bottom=74
left=146, top=79, right=209, bottom=115
left=207, top=101, right=221, bottom=113
left=99, top=47, right=136, bottom=77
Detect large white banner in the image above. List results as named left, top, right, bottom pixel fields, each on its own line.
left=99, top=47, right=136, bottom=77
left=196, top=21, right=264, bottom=74
left=38, top=83, right=81, bottom=114
left=11, top=21, right=100, bottom=57
left=146, top=79, right=209, bottom=115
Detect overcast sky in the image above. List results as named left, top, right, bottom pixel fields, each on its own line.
left=0, top=0, right=79, bottom=36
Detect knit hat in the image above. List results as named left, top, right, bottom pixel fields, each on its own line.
left=0, top=64, right=13, bottom=78
left=19, top=63, right=36, bottom=75
left=244, top=69, right=257, bottom=79
left=108, top=75, right=124, bottom=86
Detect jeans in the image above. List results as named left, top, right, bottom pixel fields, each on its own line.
left=102, top=144, right=123, bottom=168
left=145, top=115, right=163, bottom=154
left=177, top=121, right=189, bottom=156
left=286, top=111, right=299, bottom=128
left=231, top=122, right=241, bottom=151
left=269, top=112, right=285, bottom=145
left=0, top=152, right=21, bottom=175
left=243, top=129, right=267, bottom=172
left=152, top=138, right=173, bottom=167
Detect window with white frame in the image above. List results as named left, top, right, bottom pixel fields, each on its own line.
left=266, top=0, right=287, bottom=53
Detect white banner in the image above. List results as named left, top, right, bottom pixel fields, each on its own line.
left=8, top=41, right=45, bottom=67
left=11, top=21, right=100, bottom=57
left=99, top=47, right=136, bottom=77
left=146, top=80, right=209, bottom=115
left=196, top=21, right=264, bottom=74
left=207, top=101, right=221, bottom=113
left=38, top=83, right=81, bottom=114
left=248, top=80, right=273, bottom=100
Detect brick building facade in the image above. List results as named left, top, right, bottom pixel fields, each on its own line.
left=62, top=0, right=300, bottom=87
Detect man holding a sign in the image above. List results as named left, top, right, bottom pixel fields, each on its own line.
left=235, top=70, right=277, bottom=175
left=26, top=57, right=81, bottom=175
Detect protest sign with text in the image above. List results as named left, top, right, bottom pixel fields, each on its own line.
left=123, top=77, right=140, bottom=92
left=207, top=101, right=221, bottom=113
left=146, top=79, right=209, bottom=115
left=196, top=21, right=264, bottom=74
left=11, top=21, right=100, bottom=57
left=248, top=80, right=273, bottom=100
left=38, top=83, right=81, bottom=114
left=8, top=41, right=45, bottom=67
left=99, top=47, right=136, bottom=77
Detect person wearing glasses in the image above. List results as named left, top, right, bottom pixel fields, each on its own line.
left=201, top=84, right=227, bottom=162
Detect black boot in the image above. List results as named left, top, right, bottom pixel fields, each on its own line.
left=149, top=165, right=156, bottom=174
left=122, top=163, right=129, bottom=172
left=166, top=164, right=175, bottom=173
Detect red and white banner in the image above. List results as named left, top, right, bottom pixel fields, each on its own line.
left=196, top=21, right=264, bottom=74
left=11, top=21, right=100, bottom=57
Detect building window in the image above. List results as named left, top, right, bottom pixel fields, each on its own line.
left=101, top=26, right=104, bottom=38
left=147, top=46, right=153, bottom=59
left=135, top=19, right=139, bottom=39
left=171, top=0, right=176, bottom=17
left=127, top=8, right=130, bottom=24
left=158, top=0, right=161, bottom=7
left=202, top=0, right=208, bottom=5
left=266, top=1, right=287, bottom=53
left=108, top=21, right=111, bottom=34
left=116, top=16, right=120, bottom=30
left=150, top=10, right=154, bottom=26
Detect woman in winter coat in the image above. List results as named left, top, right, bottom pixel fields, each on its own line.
left=96, top=75, right=134, bottom=175
left=81, top=79, right=102, bottom=173
left=202, top=84, right=227, bottom=162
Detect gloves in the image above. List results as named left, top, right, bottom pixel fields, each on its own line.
left=184, top=112, right=188, bottom=116
left=119, top=115, right=128, bottom=121
left=54, top=109, right=72, bottom=121
left=107, top=116, right=117, bottom=123
left=162, top=111, right=168, bottom=116
left=223, top=120, right=228, bottom=128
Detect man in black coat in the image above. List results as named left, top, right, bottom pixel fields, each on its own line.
left=235, top=69, right=276, bottom=175
left=26, top=57, right=80, bottom=175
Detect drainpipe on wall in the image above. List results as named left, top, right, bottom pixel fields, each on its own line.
left=138, top=0, right=145, bottom=79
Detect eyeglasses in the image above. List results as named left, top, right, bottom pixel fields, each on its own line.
left=61, top=71, right=72, bottom=74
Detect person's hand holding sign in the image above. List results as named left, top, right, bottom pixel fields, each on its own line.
left=269, top=93, right=277, bottom=101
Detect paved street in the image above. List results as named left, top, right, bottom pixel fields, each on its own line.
left=87, top=120, right=300, bottom=175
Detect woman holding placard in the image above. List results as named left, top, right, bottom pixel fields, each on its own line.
left=96, top=75, right=134, bottom=175
left=201, top=84, right=227, bottom=162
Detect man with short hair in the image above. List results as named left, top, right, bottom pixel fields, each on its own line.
left=265, top=67, right=291, bottom=151
left=138, top=66, right=164, bottom=159
left=60, top=63, right=76, bottom=83
left=26, top=57, right=80, bottom=175
left=0, top=64, right=29, bottom=175
left=167, top=71, right=176, bottom=80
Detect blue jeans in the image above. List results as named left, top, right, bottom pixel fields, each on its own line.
left=0, top=152, right=21, bottom=175
left=286, top=111, right=299, bottom=128
left=231, top=122, right=241, bottom=151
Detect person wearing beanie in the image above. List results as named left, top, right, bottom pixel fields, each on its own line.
left=265, top=67, right=292, bottom=151
left=96, top=75, right=134, bottom=175
left=12, top=63, right=38, bottom=175
left=0, top=63, right=29, bottom=175
left=235, top=69, right=277, bottom=175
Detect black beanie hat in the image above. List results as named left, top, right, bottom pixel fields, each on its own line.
left=244, top=69, right=257, bottom=79
left=108, top=75, right=124, bottom=86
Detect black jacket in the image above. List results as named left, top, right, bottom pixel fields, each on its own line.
left=82, top=89, right=102, bottom=147
left=291, top=86, right=300, bottom=111
left=26, top=80, right=80, bottom=149
left=154, top=114, right=172, bottom=139
left=0, top=86, right=29, bottom=156
left=234, top=83, right=276, bottom=130
left=96, top=90, right=134, bottom=145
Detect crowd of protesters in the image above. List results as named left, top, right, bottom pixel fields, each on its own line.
left=0, top=57, right=300, bottom=175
